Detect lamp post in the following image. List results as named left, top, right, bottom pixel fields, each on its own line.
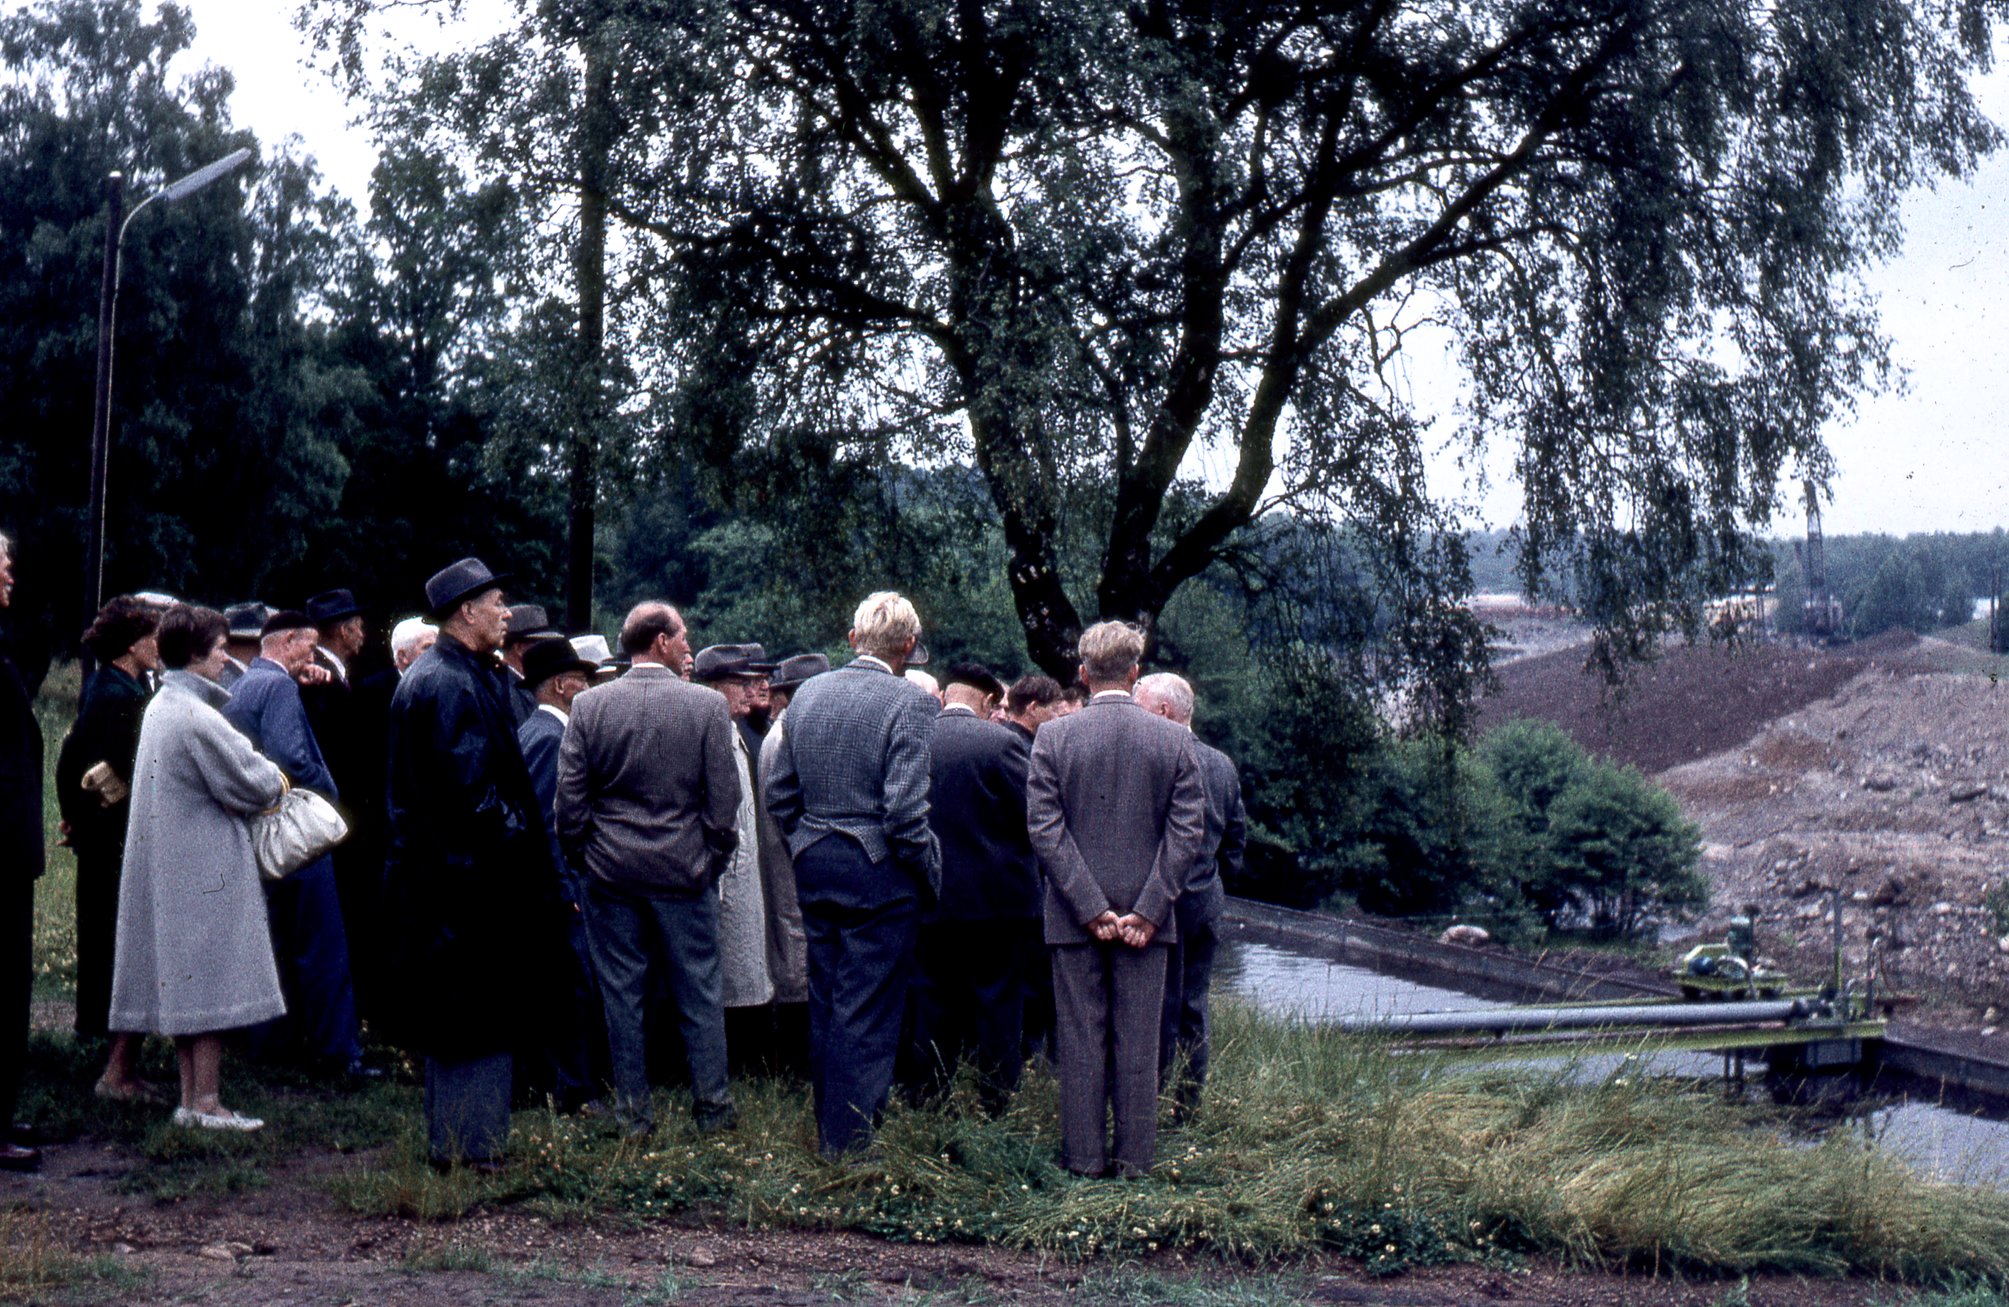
left=82, top=147, right=255, bottom=644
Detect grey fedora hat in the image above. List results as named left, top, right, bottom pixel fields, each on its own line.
left=693, top=643, right=775, bottom=681
left=767, top=652, right=830, bottom=692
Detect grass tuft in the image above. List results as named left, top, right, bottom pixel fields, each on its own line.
left=0, top=1207, right=149, bottom=1301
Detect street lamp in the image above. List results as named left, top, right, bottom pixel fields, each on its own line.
left=83, top=146, right=256, bottom=638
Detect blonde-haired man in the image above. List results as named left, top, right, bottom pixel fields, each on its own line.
left=765, top=590, right=940, bottom=1156
left=1026, top=621, right=1206, bottom=1177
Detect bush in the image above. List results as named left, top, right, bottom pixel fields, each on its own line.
left=1343, top=737, right=1535, bottom=933
left=1543, top=760, right=1707, bottom=939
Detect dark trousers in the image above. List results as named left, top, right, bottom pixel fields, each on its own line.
left=257, top=861, right=361, bottom=1065
left=796, top=835, right=918, bottom=1156
left=1159, top=917, right=1219, bottom=1110
left=1052, top=940, right=1168, bottom=1177
left=72, top=847, right=119, bottom=1039
left=904, top=918, right=1040, bottom=1112
left=426, top=1052, right=512, bottom=1164
left=1, top=874, right=31, bottom=1138
left=581, top=877, right=729, bottom=1130
left=519, top=896, right=609, bottom=1112
left=331, top=840, right=390, bottom=1026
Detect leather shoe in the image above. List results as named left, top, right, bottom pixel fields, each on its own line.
left=0, top=1142, right=42, bottom=1172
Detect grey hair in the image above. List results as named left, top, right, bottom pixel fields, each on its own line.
left=390, top=616, right=437, bottom=659
left=1077, top=620, right=1145, bottom=684
left=0, top=530, right=12, bottom=559
left=1134, top=672, right=1194, bottom=723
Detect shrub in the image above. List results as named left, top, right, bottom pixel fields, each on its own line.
left=1544, top=760, right=1707, bottom=939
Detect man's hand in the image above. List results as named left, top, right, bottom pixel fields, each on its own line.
left=1087, top=910, right=1121, bottom=942
left=1115, top=913, right=1157, bottom=948
left=295, top=663, right=333, bottom=687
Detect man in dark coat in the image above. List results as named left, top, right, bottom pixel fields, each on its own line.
left=1134, top=673, right=1246, bottom=1116
left=0, top=532, right=43, bottom=1170
left=223, top=610, right=364, bottom=1078
left=515, top=637, right=606, bottom=1113
left=386, top=558, right=564, bottom=1170
left=300, top=588, right=396, bottom=1026
left=905, top=662, right=1040, bottom=1113
left=1001, top=674, right=1065, bottom=1063
left=1027, top=622, right=1206, bottom=1178
left=765, top=591, right=940, bottom=1156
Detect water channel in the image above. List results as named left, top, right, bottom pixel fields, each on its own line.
left=1216, top=933, right=2009, bottom=1191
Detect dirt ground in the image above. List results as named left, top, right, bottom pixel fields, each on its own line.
left=1475, top=627, right=2009, bottom=1025
left=0, top=1137, right=1961, bottom=1306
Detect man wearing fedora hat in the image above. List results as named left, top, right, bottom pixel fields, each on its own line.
left=695, top=644, right=779, bottom=1071
left=218, top=603, right=270, bottom=691
left=301, top=588, right=391, bottom=1024
left=502, top=604, right=562, bottom=727
left=754, top=653, right=826, bottom=1077
left=221, top=609, right=365, bottom=1080
left=516, top=637, right=609, bottom=1114
left=386, top=558, right=565, bottom=1171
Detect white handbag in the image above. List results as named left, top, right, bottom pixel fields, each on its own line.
left=250, top=782, right=350, bottom=882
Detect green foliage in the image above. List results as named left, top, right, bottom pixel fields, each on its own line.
left=1772, top=530, right=2006, bottom=641
left=1544, top=763, right=1709, bottom=940
left=1343, top=737, right=1531, bottom=928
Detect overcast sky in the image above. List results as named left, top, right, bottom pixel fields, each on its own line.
left=172, top=0, right=2008, bottom=541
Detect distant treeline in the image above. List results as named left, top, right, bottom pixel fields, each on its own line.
left=1461, top=527, right=2009, bottom=645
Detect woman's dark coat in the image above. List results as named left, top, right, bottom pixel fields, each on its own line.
left=384, top=634, right=562, bottom=1057
left=55, top=665, right=149, bottom=1036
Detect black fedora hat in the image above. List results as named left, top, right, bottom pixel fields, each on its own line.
left=306, top=588, right=362, bottom=625
left=521, top=636, right=600, bottom=690
left=424, top=558, right=511, bottom=618
left=767, top=652, right=830, bottom=692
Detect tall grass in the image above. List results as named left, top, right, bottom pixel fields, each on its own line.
left=326, top=1008, right=2009, bottom=1283
left=32, top=663, right=79, bottom=1003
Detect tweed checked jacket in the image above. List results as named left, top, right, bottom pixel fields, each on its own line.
left=555, top=663, right=740, bottom=897
left=1026, top=693, right=1207, bottom=946
left=763, top=659, right=941, bottom=901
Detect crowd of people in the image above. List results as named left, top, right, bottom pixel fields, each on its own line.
left=0, top=541, right=1245, bottom=1180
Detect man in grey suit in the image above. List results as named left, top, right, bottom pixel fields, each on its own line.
left=556, top=601, right=742, bottom=1137
left=1027, top=622, right=1206, bottom=1178
left=765, top=591, right=940, bottom=1156
left=1134, top=672, right=1246, bottom=1117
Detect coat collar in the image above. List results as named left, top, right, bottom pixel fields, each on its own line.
left=162, top=668, right=231, bottom=710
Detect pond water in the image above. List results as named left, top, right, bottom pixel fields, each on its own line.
left=1215, top=935, right=2009, bottom=1189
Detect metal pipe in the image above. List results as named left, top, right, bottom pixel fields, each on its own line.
left=1340, top=999, right=1809, bottom=1035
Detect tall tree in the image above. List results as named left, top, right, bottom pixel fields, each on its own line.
left=308, top=0, right=2004, bottom=686
left=306, top=0, right=673, bottom=628
left=0, top=0, right=355, bottom=647
left=635, top=0, right=2002, bottom=678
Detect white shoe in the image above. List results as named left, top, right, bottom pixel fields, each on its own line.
left=170, top=1105, right=264, bottom=1132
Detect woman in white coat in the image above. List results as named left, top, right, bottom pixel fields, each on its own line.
left=109, top=605, right=288, bottom=1130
